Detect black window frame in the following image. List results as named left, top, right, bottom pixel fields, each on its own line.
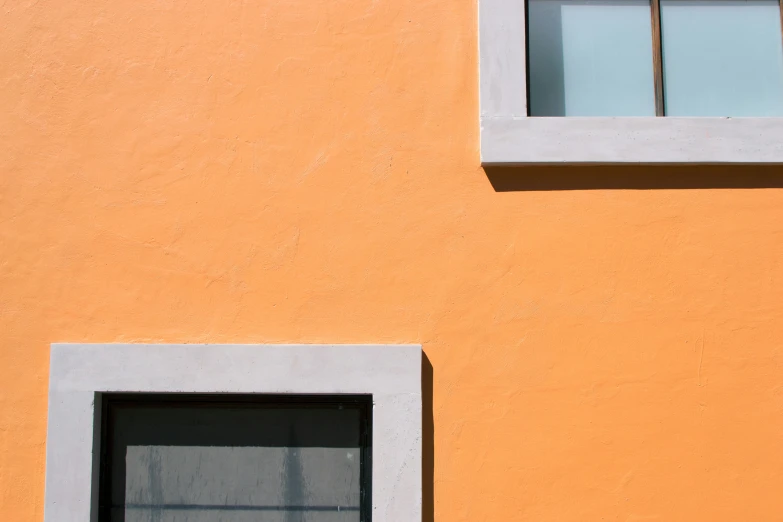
left=97, top=393, right=373, bottom=522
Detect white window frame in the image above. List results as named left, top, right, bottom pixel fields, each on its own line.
left=479, top=0, right=783, bottom=164
left=44, top=343, right=422, bottom=522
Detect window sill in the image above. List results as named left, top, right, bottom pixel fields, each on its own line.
left=481, top=117, right=783, bottom=165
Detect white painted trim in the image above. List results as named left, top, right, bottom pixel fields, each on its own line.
left=479, top=0, right=527, bottom=120
left=44, top=344, right=422, bottom=522
left=479, top=0, right=783, bottom=164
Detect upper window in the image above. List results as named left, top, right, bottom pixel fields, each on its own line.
left=478, top=0, right=783, bottom=163
left=527, top=0, right=783, bottom=117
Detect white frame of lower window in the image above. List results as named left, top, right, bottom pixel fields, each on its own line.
left=479, top=0, right=783, bottom=164
left=44, top=343, right=422, bottom=522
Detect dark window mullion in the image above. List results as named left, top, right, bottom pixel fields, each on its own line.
left=651, top=0, right=665, bottom=116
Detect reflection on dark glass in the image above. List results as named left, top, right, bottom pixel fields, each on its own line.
left=101, top=397, right=370, bottom=522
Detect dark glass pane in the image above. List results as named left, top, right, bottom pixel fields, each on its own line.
left=102, top=397, right=369, bottom=522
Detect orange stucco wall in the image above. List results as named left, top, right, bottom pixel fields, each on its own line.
left=3, top=1, right=783, bottom=520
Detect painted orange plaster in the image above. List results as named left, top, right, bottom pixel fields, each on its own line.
left=2, top=0, right=783, bottom=520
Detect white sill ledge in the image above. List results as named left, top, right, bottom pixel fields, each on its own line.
left=477, top=0, right=783, bottom=165
left=480, top=117, right=783, bottom=165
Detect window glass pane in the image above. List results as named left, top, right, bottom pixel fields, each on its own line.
left=528, top=0, right=656, bottom=116
left=104, top=399, right=367, bottom=522
left=661, top=0, right=783, bottom=116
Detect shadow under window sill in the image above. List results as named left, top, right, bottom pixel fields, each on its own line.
left=484, top=165, right=783, bottom=192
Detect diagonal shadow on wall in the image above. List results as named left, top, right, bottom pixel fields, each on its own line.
left=484, top=165, right=783, bottom=191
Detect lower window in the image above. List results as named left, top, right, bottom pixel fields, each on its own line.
left=99, top=394, right=372, bottom=522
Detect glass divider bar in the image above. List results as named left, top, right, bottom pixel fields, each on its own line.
left=651, top=0, right=665, bottom=116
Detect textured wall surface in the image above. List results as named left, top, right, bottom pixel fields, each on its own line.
left=2, top=0, right=783, bottom=520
